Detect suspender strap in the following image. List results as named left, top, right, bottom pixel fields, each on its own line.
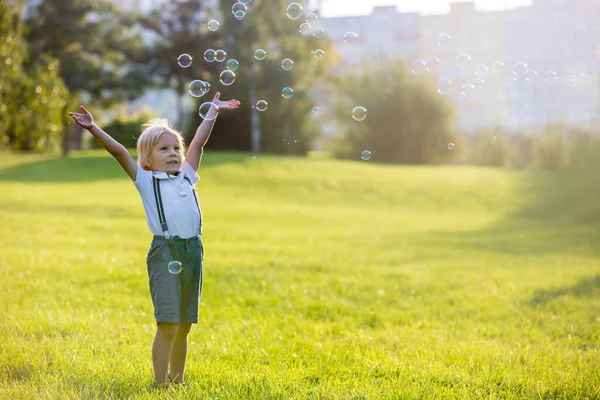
left=152, top=176, right=170, bottom=239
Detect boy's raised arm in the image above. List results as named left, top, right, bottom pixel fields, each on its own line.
left=68, top=105, right=137, bottom=181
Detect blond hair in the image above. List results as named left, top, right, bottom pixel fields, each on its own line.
left=136, top=118, right=186, bottom=171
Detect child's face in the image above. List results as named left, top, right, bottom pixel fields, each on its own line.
left=150, top=133, right=182, bottom=174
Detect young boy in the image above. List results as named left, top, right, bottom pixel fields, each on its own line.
left=68, top=93, right=240, bottom=389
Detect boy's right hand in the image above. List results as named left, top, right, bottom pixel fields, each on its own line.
left=68, top=106, right=95, bottom=130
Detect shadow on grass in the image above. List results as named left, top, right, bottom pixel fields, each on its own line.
left=527, top=275, right=600, bottom=305
left=0, top=150, right=251, bottom=183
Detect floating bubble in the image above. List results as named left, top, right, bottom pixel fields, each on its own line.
left=215, top=49, right=227, bottom=63
left=492, top=61, right=504, bottom=74
left=411, top=59, right=427, bottom=75
left=232, top=2, right=247, bottom=17
left=208, top=20, right=220, bottom=31
left=352, top=106, right=367, bottom=121
left=256, top=100, right=268, bottom=112
left=226, top=59, right=239, bottom=71
left=526, top=69, right=538, bottom=81
left=437, top=78, right=452, bottom=95
left=545, top=71, right=558, bottom=84
left=461, top=83, right=475, bottom=97
left=233, top=10, right=246, bottom=20
left=305, top=12, right=318, bottom=23
left=455, top=53, right=471, bottom=68
left=168, top=260, right=183, bottom=275
left=513, top=62, right=528, bottom=77
left=204, top=49, right=216, bottom=62
left=314, top=49, right=325, bottom=59
left=178, top=54, right=192, bottom=68
left=448, top=143, right=455, bottom=150
left=239, top=0, right=251, bottom=3
left=312, top=27, right=325, bottom=38
left=472, top=77, right=486, bottom=88
left=344, top=31, right=358, bottom=45
left=282, top=87, right=294, bottom=99
left=254, top=48, right=266, bottom=60
left=361, top=150, right=371, bottom=161
left=492, top=136, right=497, bottom=141
left=202, top=81, right=211, bottom=95
left=425, top=56, right=440, bottom=72
left=188, top=80, right=208, bottom=97
left=312, top=106, right=320, bottom=116
left=219, top=70, right=235, bottom=85
left=286, top=2, right=303, bottom=20
left=281, top=58, right=294, bottom=71
left=437, top=32, right=451, bottom=46
left=475, top=64, right=489, bottom=78
left=299, top=22, right=312, bottom=35
left=505, top=76, right=518, bottom=87
left=199, top=102, right=219, bottom=120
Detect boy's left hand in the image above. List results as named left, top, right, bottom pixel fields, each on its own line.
left=212, top=92, right=241, bottom=113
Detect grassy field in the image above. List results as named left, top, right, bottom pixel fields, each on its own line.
left=0, top=149, right=598, bottom=400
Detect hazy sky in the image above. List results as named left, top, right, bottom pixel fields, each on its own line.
left=317, top=0, right=533, bottom=17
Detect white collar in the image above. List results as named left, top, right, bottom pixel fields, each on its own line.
left=152, top=170, right=186, bottom=181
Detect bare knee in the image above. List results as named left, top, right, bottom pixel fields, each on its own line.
left=177, top=323, right=192, bottom=337
left=157, top=323, right=179, bottom=341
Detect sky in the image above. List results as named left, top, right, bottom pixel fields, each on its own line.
left=317, top=0, right=534, bottom=18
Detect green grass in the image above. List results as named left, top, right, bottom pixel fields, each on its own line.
left=0, top=149, right=598, bottom=399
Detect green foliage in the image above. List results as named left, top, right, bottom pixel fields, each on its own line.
left=0, top=0, right=68, bottom=152
left=89, top=107, right=156, bottom=150
left=467, top=127, right=507, bottom=167
left=326, top=59, right=459, bottom=164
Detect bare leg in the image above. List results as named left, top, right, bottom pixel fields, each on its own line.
left=169, top=323, right=192, bottom=383
left=152, top=322, right=179, bottom=387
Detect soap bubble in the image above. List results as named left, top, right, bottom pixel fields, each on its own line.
left=208, top=20, right=219, bottom=31
left=299, top=23, right=312, bottom=35
left=305, top=12, right=318, bottom=23
left=492, top=61, right=504, bottom=74
left=219, top=70, right=235, bottom=85
left=425, top=56, right=440, bottom=72
left=361, top=150, right=371, bottom=161
left=281, top=58, right=294, bottom=71
left=455, top=53, right=471, bottom=68
left=282, top=87, right=294, bottom=99
left=204, top=49, right=216, bottom=62
left=232, top=2, right=247, bottom=17
left=475, top=64, right=489, bottom=78
left=437, top=32, right=451, bottom=46
left=286, top=2, right=303, bottom=20
left=254, top=48, right=266, bottom=60
left=188, top=80, right=208, bottom=97
left=312, top=106, right=320, bottom=116
left=448, top=143, right=455, bottom=150
left=226, top=59, right=239, bottom=71
left=506, top=76, right=518, bottom=87
left=313, top=49, right=325, bottom=59
left=233, top=10, right=246, bottom=20
left=215, top=49, right=227, bottom=62
left=513, top=62, right=528, bottom=77
left=168, top=261, right=183, bottom=275
left=411, top=59, right=427, bottom=75
left=178, top=54, right=192, bottom=68
left=256, top=100, right=268, bottom=111
left=437, top=78, right=452, bottom=95
left=352, top=106, right=367, bottom=121
left=344, top=31, right=358, bottom=45
left=199, top=102, right=219, bottom=120
left=312, top=27, right=325, bottom=38
left=545, top=71, right=558, bottom=84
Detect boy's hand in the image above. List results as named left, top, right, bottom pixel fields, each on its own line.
left=68, top=106, right=95, bottom=130
left=212, top=92, right=240, bottom=114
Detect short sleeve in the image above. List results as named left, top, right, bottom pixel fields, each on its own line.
left=182, top=161, right=200, bottom=185
left=132, top=164, right=153, bottom=190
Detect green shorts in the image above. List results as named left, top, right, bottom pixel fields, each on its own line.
left=146, top=235, right=204, bottom=324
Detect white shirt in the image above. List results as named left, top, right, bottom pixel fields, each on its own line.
left=132, top=161, right=201, bottom=238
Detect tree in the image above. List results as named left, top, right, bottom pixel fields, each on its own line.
left=0, top=0, right=67, bottom=152
left=22, top=0, right=152, bottom=155
left=327, top=59, right=459, bottom=164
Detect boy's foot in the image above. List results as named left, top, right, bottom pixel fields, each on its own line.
left=149, top=382, right=170, bottom=391
left=168, top=373, right=186, bottom=388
